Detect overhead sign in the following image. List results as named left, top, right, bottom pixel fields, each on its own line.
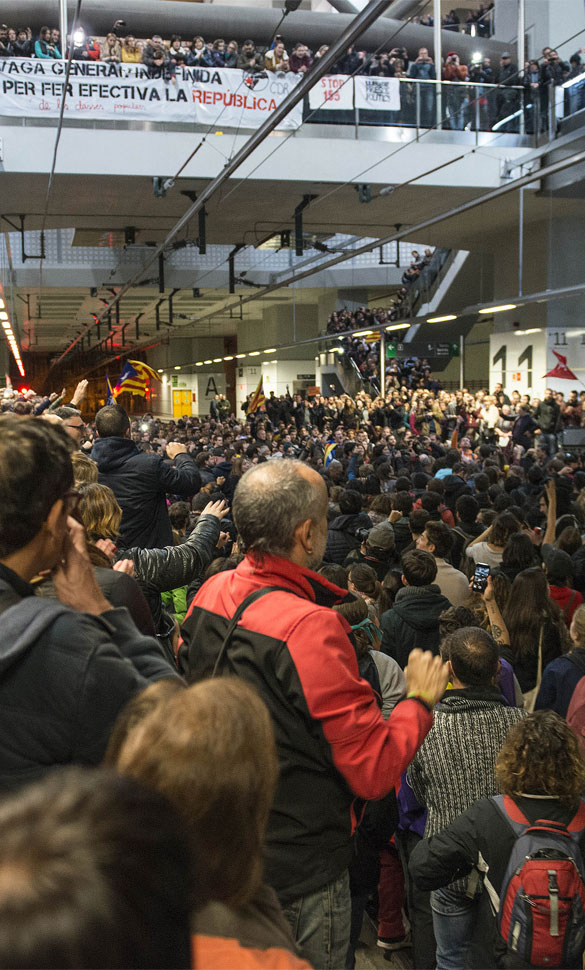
left=308, top=74, right=353, bottom=111
left=0, top=59, right=303, bottom=129
left=354, top=76, right=400, bottom=112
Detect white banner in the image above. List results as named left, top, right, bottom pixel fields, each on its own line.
left=308, top=74, right=353, bottom=111
left=0, top=58, right=303, bottom=129
left=354, top=76, right=400, bottom=112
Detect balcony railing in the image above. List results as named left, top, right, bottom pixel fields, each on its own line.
left=304, top=76, right=528, bottom=137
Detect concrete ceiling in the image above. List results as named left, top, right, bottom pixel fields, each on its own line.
left=4, top=162, right=585, bottom=357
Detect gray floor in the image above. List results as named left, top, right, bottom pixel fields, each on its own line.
left=355, top=913, right=413, bottom=970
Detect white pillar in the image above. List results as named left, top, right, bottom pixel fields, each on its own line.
left=517, top=0, right=525, bottom=78
left=433, top=0, right=442, bottom=128
left=59, top=0, right=68, bottom=55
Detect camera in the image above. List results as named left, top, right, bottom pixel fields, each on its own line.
left=355, top=527, right=370, bottom=543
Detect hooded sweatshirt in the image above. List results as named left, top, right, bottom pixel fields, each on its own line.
left=381, top=584, right=451, bottom=668
left=0, top=565, right=176, bottom=792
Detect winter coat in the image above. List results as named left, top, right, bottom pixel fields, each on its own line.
left=91, top=437, right=200, bottom=549
left=116, top=514, right=220, bottom=632
left=0, top=563, right=177, bottom=793
left=534, top=398, right=561, bottom=433
left=179, top=553, right=433, bottom=905
left=535, top=647, right=585, bottom=717
left=381, top=584, right=451, bottom=668
left=409, top=794, right=585, bottom=968
left=324, top=512, right=372, bottom=565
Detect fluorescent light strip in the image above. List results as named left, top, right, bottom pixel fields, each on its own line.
left=427, top=314, right=457, bottom=323
left=385, top=323, right=410, bottom=331
left=514, top=328, right=541, bottom=335
left=354, top=330, right=373, bottom=337
left=248, top=351, right=260, bottom=356
left=478, top=304, right=517, bottom=314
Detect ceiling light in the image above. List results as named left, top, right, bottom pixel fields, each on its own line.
left=235, top=353, right=246, bottom=359
left=354, top=330, right=373, bottom=337
left=263, top=348, right=277, bottom=354
left=157, top=368, right=164, bottom=373
left=514, top=328, right=541, bottom=335
left=249, top=351, right=260, bottom=356
left=427, top=314, right=457, bottom=323
left=195, top=362, right=203, bottom=366
left=1, top=322, right=10, bottom=331
left=204, top=359, right=212, bottom=364
left=385, top=323, right=410, bottom=331
left=0, top=312, right=8, bottom=321
left=174, top=365, right=181, bottom=370
left=0, top=299, right=4, bottom=310
left=213, top=358, right=222, bottom=363
left=336, top=347, right=345, bottom=354
left=478, top=304, right=517, bottom=314
left=223, top=355, right=234, bottom=361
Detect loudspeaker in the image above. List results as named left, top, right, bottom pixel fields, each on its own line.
left=284, top=0, right=302, bottom=11
left=563, top=428, right=585, bottom=449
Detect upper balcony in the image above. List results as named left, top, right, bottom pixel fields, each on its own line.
left=0, top=58, right=535, bottom=249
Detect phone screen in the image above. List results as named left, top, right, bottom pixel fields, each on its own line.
left=472, top=563, right=490, bottom=593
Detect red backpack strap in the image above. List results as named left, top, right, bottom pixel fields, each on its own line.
left=567, top=799, right=585, bottom=834
left=492, top=794, right=530, bottom=837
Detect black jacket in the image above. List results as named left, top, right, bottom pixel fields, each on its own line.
left=117, top=514, right=220, bottom=631
left=324, top=513, right=372, bottom=565
left=534, top=399, right=561, bottom=433
left=91, top=437, right=200, bottom=549
left=410, top=794, right=585, bottom=968
left=0, top=564, right=178, bottom=793
left=381, top=584, right=451, bottom=668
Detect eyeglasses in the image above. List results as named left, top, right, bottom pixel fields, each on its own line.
left=63, top=489, right=81, bottom=515
left=67, top=422, right=85, bottom=431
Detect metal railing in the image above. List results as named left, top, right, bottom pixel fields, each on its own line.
left=304, top=76, right=528, bottom=138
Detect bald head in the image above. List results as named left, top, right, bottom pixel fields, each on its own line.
left=233, top=460, right=328, bottom=564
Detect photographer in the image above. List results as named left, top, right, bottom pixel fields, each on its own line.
left=408, top=47, right=436, bottom=126
left=442, top=52, right=469, bottom=130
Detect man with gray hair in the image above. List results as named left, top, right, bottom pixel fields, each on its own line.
left=180, top=459, right=447, bottom=969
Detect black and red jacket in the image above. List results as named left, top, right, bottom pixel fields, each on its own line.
left=179, top=554, right=432, bottom=905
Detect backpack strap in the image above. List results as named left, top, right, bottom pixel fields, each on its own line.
left=567, top=650, right=585, bottom=679
left=212, top=585, right=301, bottom=677
left=564, top=589, right=578, bottom=619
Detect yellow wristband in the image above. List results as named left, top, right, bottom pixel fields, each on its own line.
left=407, top=690, right=435, bottom=711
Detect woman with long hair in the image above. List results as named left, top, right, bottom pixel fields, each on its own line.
left=77, top=483, right=226, bottom=645
left=498, top=531, right=538, bottom=582
left=501, top=566, right=569, bottom=700
left=410, top=712, right=585, bottom=970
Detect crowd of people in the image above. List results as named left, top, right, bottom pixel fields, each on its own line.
left=2, top=361, right=585, bottom=969
left=413, top=3, right=495, bottom=37
left=2, top=22, right=584, bottom=132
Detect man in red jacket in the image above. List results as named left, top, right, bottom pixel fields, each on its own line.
left=179, top=459, right=447, bottom=969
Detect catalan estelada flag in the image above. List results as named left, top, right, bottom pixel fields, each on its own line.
left=247, top=377, right=265, bottom=415
left=324, top=441, right=336, bottom=468
left=106, top=374, right=116, bottom=405
left=114, top=359, right=161, bottom=398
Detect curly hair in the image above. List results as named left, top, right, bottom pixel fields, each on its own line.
left=495, top=711, right=585, bottom=810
